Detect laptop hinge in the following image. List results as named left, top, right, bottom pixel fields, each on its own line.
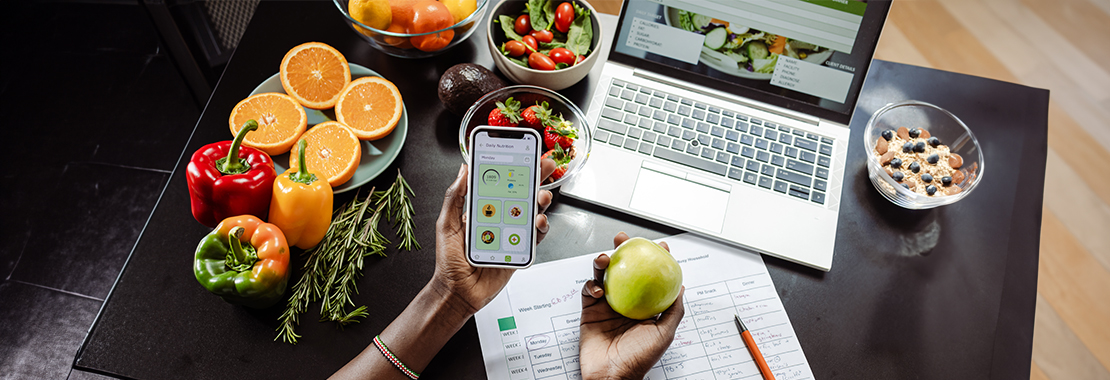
left=633, top=69, right=820, bottom=126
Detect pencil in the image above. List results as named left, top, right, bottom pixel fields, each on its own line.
left=735, top=314, right=775, bottom=380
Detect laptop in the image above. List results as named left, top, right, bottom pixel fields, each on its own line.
left=561, top=0, right=891, bottom=271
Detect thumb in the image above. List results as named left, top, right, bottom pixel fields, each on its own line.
left=436, top=164, right=469, bottom=232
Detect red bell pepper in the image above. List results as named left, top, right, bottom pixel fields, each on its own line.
left=187, top=120, right=277, bottom=227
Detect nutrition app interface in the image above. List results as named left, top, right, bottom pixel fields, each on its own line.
left=471, top=131, right=538, bottom=265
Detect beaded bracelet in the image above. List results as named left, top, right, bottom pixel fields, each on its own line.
left=374, top=335, right=420, bottom=379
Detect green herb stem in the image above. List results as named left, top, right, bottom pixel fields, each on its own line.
left=275, top=170, right=422, bottom=344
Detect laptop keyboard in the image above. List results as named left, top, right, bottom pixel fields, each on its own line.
left=596, top=79, right=831, bottom=205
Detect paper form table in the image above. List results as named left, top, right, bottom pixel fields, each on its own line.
left=476, top=234, right=814, bottom=380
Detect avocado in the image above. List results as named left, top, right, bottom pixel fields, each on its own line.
left=438, top=63, right=506, bottom=116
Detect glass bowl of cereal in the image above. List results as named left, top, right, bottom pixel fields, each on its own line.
left=863, top=100, right=984, bottom=209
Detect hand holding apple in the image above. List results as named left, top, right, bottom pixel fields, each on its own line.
left=579, top=232, right=685, bottom=380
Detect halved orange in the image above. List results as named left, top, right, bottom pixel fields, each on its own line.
left=280, top=42, right=351, bottom=110
left=228, top=92, right=307, bottom=156
left=289, top=121, right=361, bottom=187
left=335, top=76, right=404, bottom=141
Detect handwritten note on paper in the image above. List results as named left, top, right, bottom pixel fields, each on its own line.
left=475, top=234, right=814, bottom=380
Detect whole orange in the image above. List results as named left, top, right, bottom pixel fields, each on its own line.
left=389, top=0, right=418, bottom=30
left=409, top=0, right=455, bottom=52
left=383, top=23, right=414, bottom=49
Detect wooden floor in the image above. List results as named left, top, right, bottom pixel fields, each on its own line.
left=589, top=1, right=1110, bottom=378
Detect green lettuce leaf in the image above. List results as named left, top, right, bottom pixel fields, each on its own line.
left=528, top=0, right=549, bottom=31
left=499, top=15, right=523, bottom=41
left=566, top=3, right=592, bottom=56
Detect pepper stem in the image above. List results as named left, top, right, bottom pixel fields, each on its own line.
left=225, top=226, right=258, bottom=273
left=217, top=120, right=258, bottom=175
left=288, top=139, right=318, bottom=185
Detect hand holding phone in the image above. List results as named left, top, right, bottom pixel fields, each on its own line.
left=466, top=126, right=543, bottom=269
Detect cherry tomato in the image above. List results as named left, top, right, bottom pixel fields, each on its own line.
left=528, top=52, right=556, bottom=71
left=503, top=40, right=527, bottom=57
left=514, top=15, right=532, bottom=36
left=575, top=54, right=586, bottom=64
left=521, top=35, right=538, bottom=52
left=555, top=2, right=574, bottom=33
left=549, top=47, right=576, bottom=66
left=530, top=29, right=554, bottom=43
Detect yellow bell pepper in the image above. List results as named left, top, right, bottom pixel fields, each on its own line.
left=269, top=139, right=333, bottom=249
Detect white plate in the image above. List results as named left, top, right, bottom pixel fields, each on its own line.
left=249, top=63, right=408, bottom=193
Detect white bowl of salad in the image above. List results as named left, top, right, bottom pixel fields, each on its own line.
left=486, top=0, right=602, bottom=91
left=664, top=6, right=833, bottom=79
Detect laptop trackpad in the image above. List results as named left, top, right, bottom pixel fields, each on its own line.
left=628, top=167, right=729, bottom=233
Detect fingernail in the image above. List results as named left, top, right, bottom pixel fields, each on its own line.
left=458, top=164, right=466, bottom=177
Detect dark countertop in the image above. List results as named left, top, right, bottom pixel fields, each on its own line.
left=74, top=2, right=1047, bottom=379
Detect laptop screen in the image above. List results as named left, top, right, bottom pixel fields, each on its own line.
left=608, top=0, right=890, bottom=125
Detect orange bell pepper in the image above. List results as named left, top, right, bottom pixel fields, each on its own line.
left=269, top=139, right=333, bottom=249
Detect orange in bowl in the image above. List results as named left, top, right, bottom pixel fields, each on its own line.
left=228, top=92, right=308, bottom=156
left=289, top=121, right=362, bottom=187
left=335, top=76, right=404, bottom=141
left=279, top=42, right=351, bottom=110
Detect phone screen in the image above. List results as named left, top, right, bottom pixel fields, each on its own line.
left=468, top=128, right=541, bottom=267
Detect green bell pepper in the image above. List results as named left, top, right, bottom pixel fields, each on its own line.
left=194, top=215, right=291, bottom=309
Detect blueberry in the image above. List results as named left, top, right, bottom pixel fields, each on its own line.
left=914, top=141, right=926, bottom=153
left=909, top=161, right=921, bottom=173
left=892, top=171, right=904, bottom=181
left=926, top=185, right=938, bottom=195
left=922, top=173, right=933, bottom=183
left=927, top=153, right=939, bottom=164
left=928, top=136, right=941, bottom=146
left=902, top=183, right=911, bottom=190
left=881, top=130, right=894, bottom=141
left=902, top=142, right=913, bottom=153
left=890, top=158, right=902, bottom=168
left=909, top=128, right=921, bottom=138
left=942, top=176, right=953, bottom=186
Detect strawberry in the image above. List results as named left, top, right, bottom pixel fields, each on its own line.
left=487, top=97, right=522, bottom=126
left=541, top=144, right=573, bottom=181
left=550, top=165, right=567, bottom=181
left=520, top=101, right=552, bottom=130
left=543, top=114, right=577, bottom=150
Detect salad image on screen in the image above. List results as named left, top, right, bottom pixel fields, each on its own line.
left=665, top=7, right=832, bottom=80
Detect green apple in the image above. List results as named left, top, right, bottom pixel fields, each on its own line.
left=603, top=237, right=683, bottom=320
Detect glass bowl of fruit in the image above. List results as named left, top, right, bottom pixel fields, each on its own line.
left=334, top=0, right=488, bottom=59
left=459, top=85, right=592, bottom=190
left=863, top=100, right=985, bottom=209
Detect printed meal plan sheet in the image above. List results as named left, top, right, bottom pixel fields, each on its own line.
left=475, top=234, right=814, bottom=380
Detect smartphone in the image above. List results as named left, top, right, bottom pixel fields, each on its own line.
left=466, top=126, right=543, bottom=269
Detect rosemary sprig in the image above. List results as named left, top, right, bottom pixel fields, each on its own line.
left=382, top=170, right=421, bottom=251
left=275, top=170, right=421, bottom=344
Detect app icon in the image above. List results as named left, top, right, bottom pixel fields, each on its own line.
left=476, top=227, right=500, bottom=251
left=502, top=228, right=526, bottom=252
left=504, top=255, right=512, bottom=262
left=504, top=201, right=528, bottom=225
left=482, top=203, right=496, bottom=218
